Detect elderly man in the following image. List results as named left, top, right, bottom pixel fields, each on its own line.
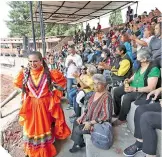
left=65, top=45, right=83, bottom=109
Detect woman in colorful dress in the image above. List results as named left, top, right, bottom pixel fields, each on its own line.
left=14, top=51, right=71, bottom=157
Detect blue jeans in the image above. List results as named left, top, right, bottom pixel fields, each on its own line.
left=67, top=78, right=77, bottom=102
left=87, top=53, right=94, bottom=63
left=68, top=88, right=78, bottom=106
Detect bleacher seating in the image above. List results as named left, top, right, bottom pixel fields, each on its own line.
left=127, top=102, right=162, bottom=156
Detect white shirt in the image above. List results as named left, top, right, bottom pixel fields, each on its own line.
left=65, top=54, right=83, bottom=78
left=137, top=36, right=154, bottom=51
left=103, top=45, right=107, bottom=49
left=94, top=37, right=98, bottom=42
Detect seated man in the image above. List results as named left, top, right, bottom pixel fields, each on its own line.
left=87, top=45, right=102, bottom=64
left=98, top=45, right=132, bottom=86
left=112, top=48, right=160, bottom=126
left=123, top=87, right=161, bottom=157
left=69, top=74, right=113, bottom=153
left=149, top=23, right=161, bottom=67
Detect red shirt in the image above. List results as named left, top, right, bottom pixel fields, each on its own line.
left=97, top=24, right=101, bottom=30
left=90, top=36, right=94, bottom=43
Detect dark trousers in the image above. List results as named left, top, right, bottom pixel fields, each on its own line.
left=134, top=103, right=161, bottom=155
left=113, top=86, right=139, bottom=121
left=71, top=119, right=90, bottom=145
left=73, top=95, right=81, bottom=117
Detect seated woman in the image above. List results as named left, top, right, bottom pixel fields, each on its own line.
left=131, top=25, right=154, bottom=52
left=98, top=45, right=132, bottom=86
left=72, top=64, right=97, bottom=117
left=69, top=74, right=113, bottom=153
left=67, top=66, right=87, bottom=111
left=67, top=65, right=87, bottom=111
left=123, top=87, right=162, bottom=157
left=112, top=48, right=160, bottom=126
left=120, top=32, right=134, bottom=63
left=97, top=48, right=111, bottom=77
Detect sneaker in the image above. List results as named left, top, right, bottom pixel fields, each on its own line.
left=80, top=142, right=86, bottom=148
left=123, top=143, right=142, bottom=156
left=69, top=144, right=81, bottom=153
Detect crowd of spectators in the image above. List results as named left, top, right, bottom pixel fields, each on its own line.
left=45, top=7, right=161, bottom=157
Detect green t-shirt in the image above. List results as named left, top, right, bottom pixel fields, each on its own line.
left=130, top=67, right=160, bottom=88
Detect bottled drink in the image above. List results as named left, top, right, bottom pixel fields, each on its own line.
left=124, top=80, right=129, bottom=90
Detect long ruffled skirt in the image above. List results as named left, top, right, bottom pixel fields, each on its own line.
left=19, top=95, right=71, bottom=157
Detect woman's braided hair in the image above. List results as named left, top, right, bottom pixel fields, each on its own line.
left=22, top=51, right=52, bottom=95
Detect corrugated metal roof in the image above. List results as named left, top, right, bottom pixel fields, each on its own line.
left=29, top=1, right=137, bottom=24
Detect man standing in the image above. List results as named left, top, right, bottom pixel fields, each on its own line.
left=97, top=22, right=101, bottom=33
left=126, top=6, right=134, bottom=22
left=65, top=45, right=83, bottom=109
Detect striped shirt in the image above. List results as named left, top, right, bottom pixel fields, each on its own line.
left=82, top=92, right=113, bottom=123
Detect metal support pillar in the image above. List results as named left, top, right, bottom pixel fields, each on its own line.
left=114, top=11, right=117, bottom=26
left=38, top=1, right=46, bottom=57
left=136, top=1, right=138, bottom=15
left=29, top=1, right=36, bottom=51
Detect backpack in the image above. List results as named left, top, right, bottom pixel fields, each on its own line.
left=91, top=122, right=113, bottom=150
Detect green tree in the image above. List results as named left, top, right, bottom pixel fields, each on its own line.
left=45, top=23, right=81, bottom=37
left=6, top=1, right=31, bottom=37
left=109, top=9, right=123, bottom=26
left=6, top=1, right=82, bottom=37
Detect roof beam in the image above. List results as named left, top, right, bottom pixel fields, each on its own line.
left=47, top=1, right=65, bottom=19
left=28, top=1, right=137, bottom=24
left=95, top=1, right=136, bottom=20
left=68, top=1, right=135, bottom=24
left=40, top=12, right=98, bottom=19
left=47, top=1, right=91, bottom=24
left=70, top=1, right=112, bottom=24
left=42, top=3, right=112, bottom=11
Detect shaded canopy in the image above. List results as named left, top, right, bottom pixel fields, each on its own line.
left=30, top=1, right=137, bottom=24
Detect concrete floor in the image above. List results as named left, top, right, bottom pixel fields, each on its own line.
left=55, top=102, right=86, bottom=157
left=85, top=123, right=146, bottom=157
left=55, top=102, right=146, bottom=157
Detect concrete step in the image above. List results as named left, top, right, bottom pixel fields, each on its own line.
left=127, top=102, right=162, bottom=157
left=84, top=123, right=146, bottom=157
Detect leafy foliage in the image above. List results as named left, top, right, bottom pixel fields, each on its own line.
left=109, top=9, right=123, bottom=26
left=6, top=1, right=81, bottom=37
